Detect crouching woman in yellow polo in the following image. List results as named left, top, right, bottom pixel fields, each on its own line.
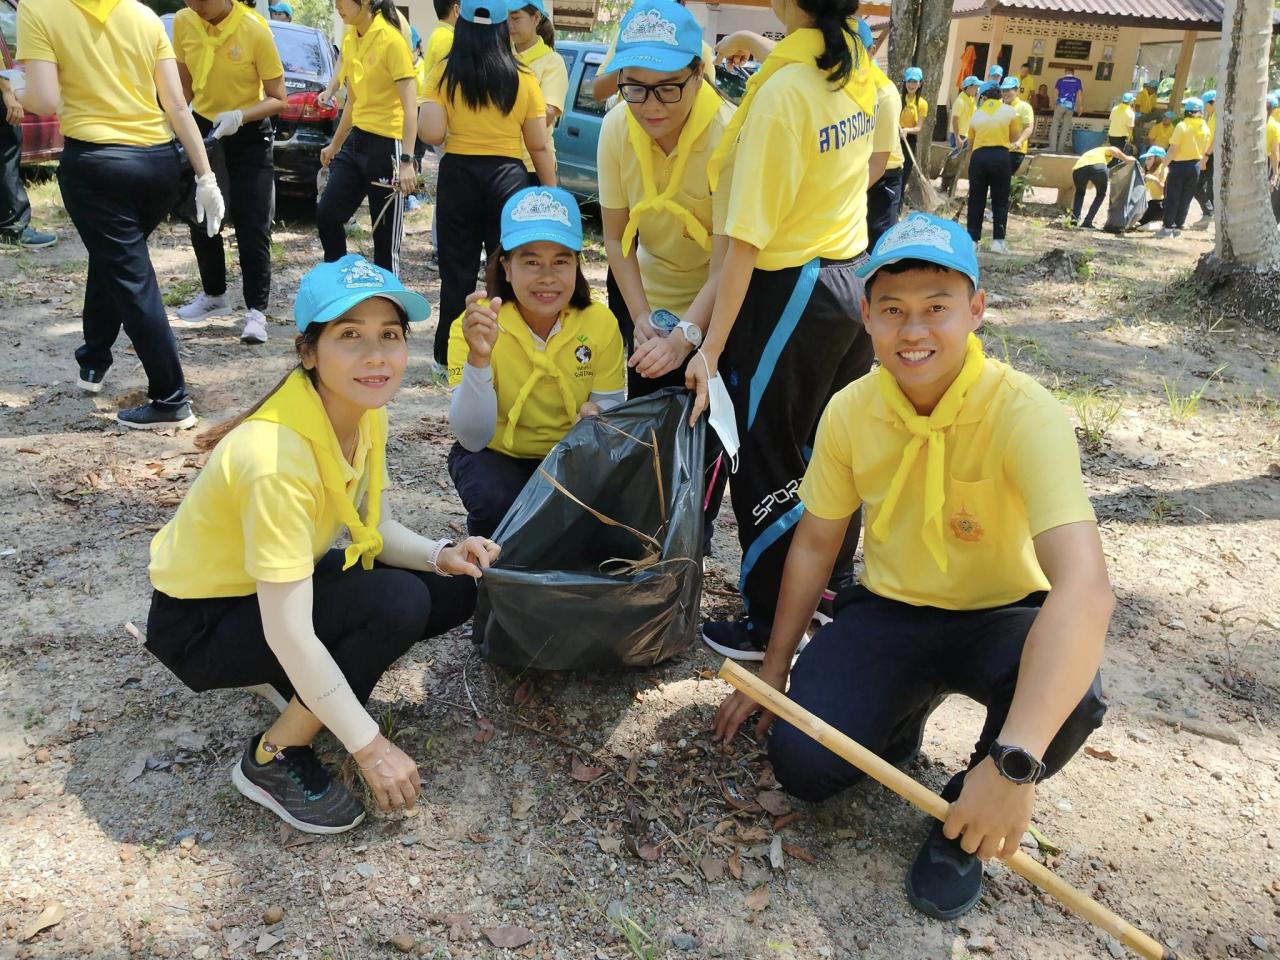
left=146, top=256, right=497, bottom=835
left=447, top=188, right=626, bottom=537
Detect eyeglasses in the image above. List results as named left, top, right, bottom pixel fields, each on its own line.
left=617, top=72, right=696, bottom=105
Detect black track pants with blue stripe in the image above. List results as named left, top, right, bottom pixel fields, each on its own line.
left=721, top=256, right=874, bottom=641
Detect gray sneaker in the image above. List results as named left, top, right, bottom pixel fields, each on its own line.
left=241, top=309, right=268, bottom=344
left=172, top=292, right=230, bottom=327
left=230, top=737, right=365, bottom=834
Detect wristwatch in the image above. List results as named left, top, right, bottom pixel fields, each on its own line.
left=988, top=741, right=1046, bottom=785
left=399, top=153, right=414, bottom=163
left=674, top=320, right=703, bottom=348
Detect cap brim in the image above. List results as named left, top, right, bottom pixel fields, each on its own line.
left=501, top=225, right=583, bottom=253
left=605, top=47, right=699, bottom=75
left=306, top=290, right=432, bottom=330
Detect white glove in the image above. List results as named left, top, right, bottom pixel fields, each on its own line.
left=210, top=109, right=244, bottom=139
left=194, top=172, right=225, bottom=237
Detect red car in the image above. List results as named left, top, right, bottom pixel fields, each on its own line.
left=0, top=0, right=62, bottom=162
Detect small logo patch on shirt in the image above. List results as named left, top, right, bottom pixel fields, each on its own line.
left=574, top=344, right=592, bottom=364
left=950, top=509, right=983, bottom=542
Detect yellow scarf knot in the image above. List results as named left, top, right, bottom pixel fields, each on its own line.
left=519, top=37, right=552, bottom=65
left=499, top=307, right=581, bottom=451
left=185, top=2, right=269, bottom=93
left=247, top=369, right=386, bottom=571
left=870, top=334, right=986, bottom=573
left=69, top=0, right=125, bottom=24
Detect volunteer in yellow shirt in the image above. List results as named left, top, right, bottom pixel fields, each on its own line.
left=1268, top=94, right=1280, bottom=219
left=1071, top=144, right=1134, bottom=230
left=1192, top=89, right=1217, bottom=226
left=1147, top=111, right=1174, bottom=150
left=594, top=7, right=715, bottom=103
left=147, top=255, right=494, bottom=834
left=1135, top=80, right=1158, bottom=120
left=951, top=75, right=979, bottom=147
left=1003, top=76, right=1035, bottom=176
left=321, top=4, right=413, bottom=106
left=420, top=0, right=554, bottom=367
left=685, top=6, right=879, bottom=659
left=316, top=0, right=417, bottom=274
left=171, top=0, right=286, bottom=345
left=1107, top=91, right=1135, bottom=149
left=1016, top=61, right=1035, bottom=102
left=1157, top=97, right=1211, bottom=235
left=508, top=0, right=568, bottom=182
left=714, top=213, right=1112, bottom=924
left=16, top=0, right=224, bottom=430
left=965, top=81, right=1022, bottom=251
left=425, top=1, right=458, bottom=74
left=1137, top=146, right=1167, bottom=227
left=900, top=66, right=929, bottom=189
left=867, top=60, right=903, bottom=248
left=447, top=188, right=625, bottom=536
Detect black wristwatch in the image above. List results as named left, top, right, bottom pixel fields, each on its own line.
left=988, top=741, right=1047, bottom=785
left=399, top=153, right=414, bottom=163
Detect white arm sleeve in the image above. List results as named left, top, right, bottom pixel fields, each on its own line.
left=256, top=578, right=380, bottom=754
left=449, top=363, right=498, bottom=452
left=377, top=517, right=452, bottom=571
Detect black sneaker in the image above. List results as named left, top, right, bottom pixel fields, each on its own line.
left=230, top=737, right=365, bottom=834
left=78, top=367, right=107, bottom=394
left=116, top=400, right=198, bottom=431
left=904, top=820, right=984, bottom=920
left=701, top=619, right=766, bottom=662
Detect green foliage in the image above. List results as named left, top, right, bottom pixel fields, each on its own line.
left=293, top=0, right=334, bottom=33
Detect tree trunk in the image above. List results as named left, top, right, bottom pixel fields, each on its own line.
left=888, top=0, right=953, bottom=193
left=1213, top=0, right=1280, bottom=267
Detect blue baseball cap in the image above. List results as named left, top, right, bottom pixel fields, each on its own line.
left=1182, top=97, right=1203, bottom=113
left=501, top=187, right=583, bottom=252
left=1121, top=91, right=1134, bottom=103
left=1143, top=78, right=1158, bottom=88
left=1000, top=76, right=1019, bottom=91
left=1201, top=89, right=1216, bottom=104
left=961, top=75, right=980, bottom=89
left=606, top=0, right=703, bottom=74
left=978, top=80, right=1000, bottom=98
left=410, top=25, right=421, bottom=47
left=460, top=0, right=508, bottom=24
left=855, top=213, right=980, bottom=291
left=294, top=256, right=431, bottom=333
left=1139, top=146, right=1166, bottom=161
left=268, top=2, right=292, bottom=14
left=856, top=18, right=873, bottom=50
left=1163, top=110, right=1174, bottom=119
left=904, top=66, right=923, bottom=83
left=519, top=0, right=548, bottom=14
left=988, top=64, right=1004, bottom=78
left=1269, top=93, right=1280, bottom=110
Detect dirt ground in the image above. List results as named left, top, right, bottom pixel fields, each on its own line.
left=2, top=172, right=1279, bottom=960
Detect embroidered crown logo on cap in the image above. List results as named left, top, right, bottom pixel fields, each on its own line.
left=510, top=190, right=571, bottom=226
left=621, top=8, right=678, bottom=44
left=877, top=215, right=955, bottom=258
left=608, top=0, right=702, bottom=73
left=855, top=213, right=980, bottom=289
left=341, top=258, right=387, bottom=290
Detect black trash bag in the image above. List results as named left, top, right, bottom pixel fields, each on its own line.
left=1104, top=161, right=1148, bottom=234
left=474, top=387, right=706, bottom=672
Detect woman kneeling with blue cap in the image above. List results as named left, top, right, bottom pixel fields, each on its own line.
left=145, top=256, right=499, bottom=834
left=447, top=188, right=626, bottom=538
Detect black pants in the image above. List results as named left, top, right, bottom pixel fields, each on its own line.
left=722, top=257, right=873, bottom=638
left=1138, top=198, right=1164, bottom=225
left=447, top=442, right=541, bottom=539
left=866, top=167, right=903, bottom=250
left=190, top=114, right=274, bottom=311
left=769, top=586, right=1107, bottom=803
left=0, top=119, right=31, bottom=235
left=1108, top=135, right=1128, bottom=151
left=966, top=146, right=1011, bottom=241
left=433, top=153, right=529, bottom=364
left=1163, top=159, right=1200, bottom=229
left=1009, top=151, right=1025, bottom=177
left=58, top=138, right=186, bottom=404
left=1072, top=163, right=1108, bottom=228
left=1193, top=153, right=1214, bottom=217
left=316, top=127, right=403, bottom=275
left=145, top=550, right=477, bottom=707
left=902, top=132, right=918, bottom=194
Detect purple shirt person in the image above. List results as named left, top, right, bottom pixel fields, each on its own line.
left=1056, top=70, right=1084, bottom=109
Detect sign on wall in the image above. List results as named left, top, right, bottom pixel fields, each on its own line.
left=1054, top=38, right=1093, bottom=61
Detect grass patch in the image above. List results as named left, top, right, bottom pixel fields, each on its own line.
left=162, top=277, right=202, bottom=308
left=1161, top=364, right=1225, bottom=424
left=609, top=910, right=661, bottom=960
left=1060, top=386, right=1122, bottom=452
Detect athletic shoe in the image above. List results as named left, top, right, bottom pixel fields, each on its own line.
left=116, top=400, right=198, bottom=431
left=989, top=239, right=1009, bottom=254
left=77, top=367, right=107, bottom=394
left=230, top=737, right=365, bottom=834
left=1154, top=228, right=1175, bottom=238
left=1192, top=214, right=1212, bottom=230
left=1172, top=229, right=1184, bottom=237
left=172, top=292, right=230, bottom=327
left=240, top=309, right=268, bottom=345
left=905, top=820, right=984, bottom=920
left=1, top=226, right=58, bottom=249
left=701, top=619, right=766, bottom=662
left=426, top=254, right=439, bottom=273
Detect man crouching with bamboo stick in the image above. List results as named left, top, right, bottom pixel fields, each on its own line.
left=712, top=212, right=1114, bottom=922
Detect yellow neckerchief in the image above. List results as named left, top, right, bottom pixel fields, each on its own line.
left=69, top=0, right=125, bottom=24
left=518, top=37, right=552, bottom=65
left=348, top=13, right=396, bottom=89
left=870, top=333, right=986, bottom=573
left=495, top=301, right=580, bottom=451
left=186, top=2, right=268, bottom=92
left=247, top=369, right=386, bottom=571
left=904, top=92, right=926, bottom=117
left=621, top=81, right=722, bottom=256
left=707, top=27, right=876, bottom=192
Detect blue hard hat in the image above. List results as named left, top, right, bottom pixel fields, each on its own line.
left=501, top=188, right=583, bottom=253
left=857, top=213, right=980, bottom=290
left=294, top=256, right=431, bottom=333
left=1139, top=146, right=1166, bottom=161
left=904, top=66, right=923, bottom=83
left=459, top=0, right=508, bottom=25
left=606, top=0, right=703, bottom=74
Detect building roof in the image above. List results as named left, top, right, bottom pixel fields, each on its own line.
left=953, top=0, right=1279, bottom=32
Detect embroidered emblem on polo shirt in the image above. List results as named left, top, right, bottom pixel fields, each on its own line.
left=950, top=509, right=983, bottom=542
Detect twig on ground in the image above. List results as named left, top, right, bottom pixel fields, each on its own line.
left=318, top=873, right=350, bottom=960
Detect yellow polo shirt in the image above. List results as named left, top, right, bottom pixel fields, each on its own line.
left=1073, top=145, right=1114, bottom=170
left=873, top=69, right=903, bottom=172
left=799, top=358, right=1096, bottom=610
left=1147, top=120, right=1174, bottom=149
left=1018, top=74, right=1035, bottom=102
left=1206, top=110, right=1216, bottom=151
left=1168, top=116, right=1210, bottom=162
left=1108, top=103, right=1135, bottom=138
left=951, top=91, right=976, bottom=139
left=597, top=99, right=733, bottom=315
left=423, top=22, right=453, bottom=75
left=337, top=13, right=411, bottom=85
left=426, top=64, right=546, bottom=158
left=967, top=99, right=1020, bottom=150
left=343, top=14, right=415, bottom=139
left=1010, top=97, right=1035, bottom=153
left=1144, top=166, right=1166, bottom=201
left=150, top=414, right=381, bottom=599
left=17, top=0, right=175, bottom=147
left=722, top=56, right=876, bottom=269
left=1135, top=89, right=1157, bottom=115
left=172, top=7, right=283, bottom=120
left=1268, top=117, right=1280, bottom=165
left=447, top=301, right=626, bottom=459
left=520, top=42, right=569, bottom=173
left=900, top=93, right=929, bottom=131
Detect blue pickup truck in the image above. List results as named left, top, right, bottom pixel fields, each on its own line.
left=551, top=41, right=611, bottom=201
